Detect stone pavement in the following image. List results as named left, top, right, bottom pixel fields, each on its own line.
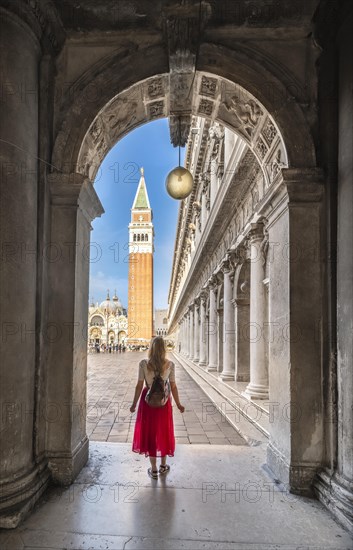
left=0, top=442, right=352, bottom=550
left=87, top=351, right=245, bottom=446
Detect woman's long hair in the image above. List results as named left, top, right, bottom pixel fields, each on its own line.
left=147, top=336, right=167, bottom=373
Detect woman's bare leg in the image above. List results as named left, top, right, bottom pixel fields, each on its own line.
left=161, top=456, right=167, bottom=466
left=149, top=456, right=157, bottom=471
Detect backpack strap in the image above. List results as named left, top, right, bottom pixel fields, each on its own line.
left=141, top=359, right=149, bottom=387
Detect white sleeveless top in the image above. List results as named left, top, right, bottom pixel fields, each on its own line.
left=138, top=359, right=176, bottom=388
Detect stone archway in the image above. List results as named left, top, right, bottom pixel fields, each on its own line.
left=47, top=44, right=323, bottom=495
left=0, top=6, right=324, bottom=524
left=50, top=51, right=321, bottom=494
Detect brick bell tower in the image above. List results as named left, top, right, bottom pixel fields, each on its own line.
left=127, top=168, right=154, bottom=346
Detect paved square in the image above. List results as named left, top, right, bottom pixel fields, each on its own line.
left=87, top=351, right=245, bottom=445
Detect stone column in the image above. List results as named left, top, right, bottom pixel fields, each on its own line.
left=336, top=22, right=353, bottom=498
left=188, top=305, right=194, bottom=360
left=217, top=304, right=224, bottom=375
left=184, top=316, right=188, bottom=355
left=314, top=21, right=353, bottom=531
left=234, top=296, right=250, bottom=382
left=183, top=314, right=187, bottom=355
left=46, top=174, right=104, bottom=485
left=219, top=258, right=235, bottom=380
left=207, top=277, right=218, bottom=371
left=199, top=292, right=208, bottom=366
left=244, top=225, right=269, bottom=399
left=193, top=299, right=200, bottom=362
left=0, top=8, right=47, bottom=527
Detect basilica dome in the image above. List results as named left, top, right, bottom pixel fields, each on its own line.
left=99, top=290, right=123, bottom=315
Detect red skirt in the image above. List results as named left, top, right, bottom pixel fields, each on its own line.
left=132, top=387, right=175, bottom=457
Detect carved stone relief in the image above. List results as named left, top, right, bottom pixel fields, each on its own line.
left=169, top=114, right=192, bottom=147
left=262, top=117, right=277, bottom=146
left=255, top=136, right=268, bottom=159
left=269, top=149, right=285, bottom=183
left=147, top=78, right=164, bottom=99
left=102, top=100, right=138, bottom=136
left=224, top=96, right=263, bottom=138
left=200, top=76, right=218, bottom=97
left=148, top=101, right=165, bottom=119
left=198, top=98, right=214, bottom=116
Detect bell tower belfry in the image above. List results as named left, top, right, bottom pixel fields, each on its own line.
left=127, top=168, right=154, bottom=345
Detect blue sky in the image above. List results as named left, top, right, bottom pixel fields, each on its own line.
left=89, top=118, right=184, bottom=310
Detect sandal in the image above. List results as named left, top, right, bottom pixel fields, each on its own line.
left=148, top=468, right=158, bottom=479
left=159, top=464, right=170, bottom=474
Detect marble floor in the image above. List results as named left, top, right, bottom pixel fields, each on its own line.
left=0, top=442, right=352, bottom=549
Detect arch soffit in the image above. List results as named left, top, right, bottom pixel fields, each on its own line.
left=52, top=43, right=316, bottom=181
left=233, top=261, right=250, bottom=301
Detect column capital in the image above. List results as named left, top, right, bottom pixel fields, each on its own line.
left=281, top=168, right=324, bottom=202
left=207, top=274, right=219, bottom=291
left=247, top=221, right=265, bottom=243
left=49, top=173, right=104, bottom=225
left=199, top=290, right=208, bottom=303
left=220, top=252, right=237, bottom=275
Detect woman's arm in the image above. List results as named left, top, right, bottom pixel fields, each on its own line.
left=130, top=380, right=144, bottom=413
left=170, top=381, right=185, bottom=413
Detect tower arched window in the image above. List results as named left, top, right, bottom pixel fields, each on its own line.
left=137, top=234, right=140, bottom=241
left=141, top=234, right=144, bottom=242
left=133, top=234, right=136, bottom=242
left=145, top=234, right=148, bottom=241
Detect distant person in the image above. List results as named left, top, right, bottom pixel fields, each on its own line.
left=130, top=336, right=185, bottom=479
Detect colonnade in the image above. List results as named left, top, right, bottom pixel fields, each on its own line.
left=177, top=222, right=269, bottom=400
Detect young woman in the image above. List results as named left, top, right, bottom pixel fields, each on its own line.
left=130, top=336, right=185, bottom=479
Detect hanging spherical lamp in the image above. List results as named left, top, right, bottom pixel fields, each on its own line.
left=165, top=117, right=194, bottom=200
left=165, top=166, right=194, bottom=199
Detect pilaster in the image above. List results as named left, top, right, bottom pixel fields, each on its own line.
left=46, top=173, right=104, bottom=485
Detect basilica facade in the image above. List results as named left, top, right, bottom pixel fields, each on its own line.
left=88, top=291, right=128, bottom=349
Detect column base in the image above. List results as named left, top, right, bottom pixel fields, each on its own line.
left=235, top=373, right=250, bottom=382
left=0, top=459, right=51, bottom=529
left=219, top=372, right=235, bottom=381
left=207, top=364, right=217, bottom=372
left=313, top=469, right=353, bottom=535
left=47, top=436, right=89, bottom=486
left=267, top=443, right=317, bottom=496
left=193, top=357, right=199, bottom=364
left=243, top=382, right=269, bottom=400
left=198, top=360, right=207, bottom=367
